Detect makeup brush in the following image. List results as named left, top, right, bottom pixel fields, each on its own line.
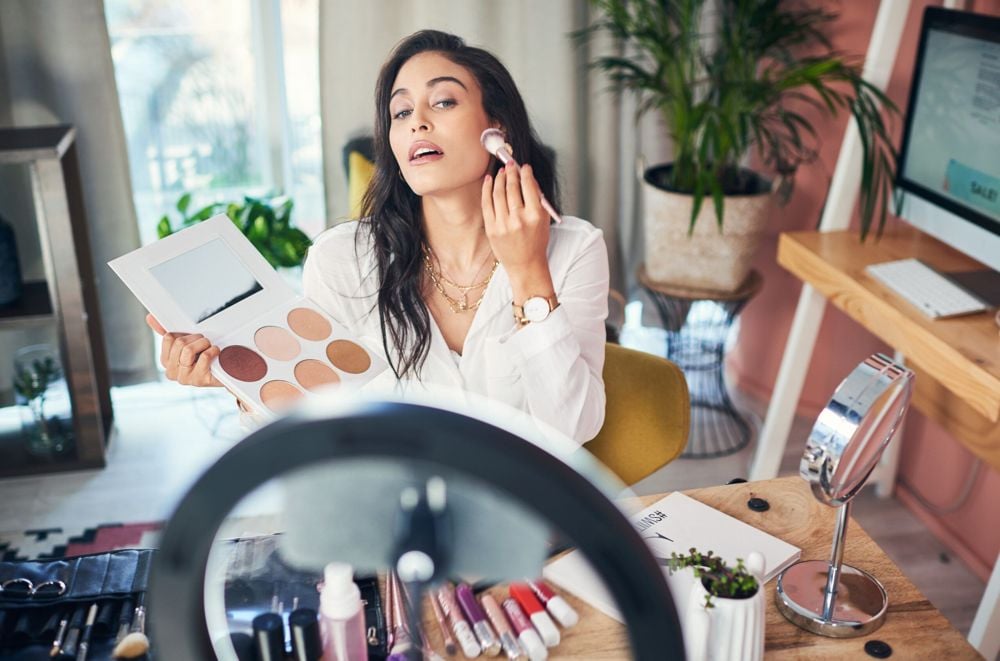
left=49, top=610, right=69, bottom=658
left=75, top=603, right=98, bottom=661
left=480, top=128, right=563, bottom=224
left=112, top=592, right=149, bottom=659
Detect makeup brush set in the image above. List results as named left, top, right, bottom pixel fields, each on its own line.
left=0, top=550, right=154, bottom=660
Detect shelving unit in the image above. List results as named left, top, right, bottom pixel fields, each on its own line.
left=0, top=125, right=113, bottom=477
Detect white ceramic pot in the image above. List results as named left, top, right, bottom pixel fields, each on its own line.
left=641, top=164, right=775, bottom=293
left=683, top=552, right=766, bottom=661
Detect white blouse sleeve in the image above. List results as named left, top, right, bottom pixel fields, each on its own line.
left=489, top=228, right=609, bottom=445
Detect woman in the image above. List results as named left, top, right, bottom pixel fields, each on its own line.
left=150, top=30, right=609, bottom=444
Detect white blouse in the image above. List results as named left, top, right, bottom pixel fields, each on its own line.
left=301, top=216, right=609, bottom=446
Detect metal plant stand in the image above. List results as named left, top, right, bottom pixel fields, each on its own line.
left=638, top=266, right=763, bottom=458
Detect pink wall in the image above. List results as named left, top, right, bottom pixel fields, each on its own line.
left=730, top=0, right=1000, bottom=579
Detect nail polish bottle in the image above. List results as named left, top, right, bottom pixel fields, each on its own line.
left=319, top=562, right=369, bottom=661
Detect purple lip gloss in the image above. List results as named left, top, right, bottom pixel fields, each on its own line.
left=455, top=583, right=502, bottom=656
left=438, top=584, right=481, bottom=658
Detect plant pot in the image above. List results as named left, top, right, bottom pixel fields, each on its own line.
left=683, top=552, right=765, bottom=661
left=641, top=164, right=775, bottom=294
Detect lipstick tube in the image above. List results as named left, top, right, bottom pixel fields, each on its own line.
left=527, top=580, right=579, bottom=628
left=508, top=584, right=559, bottom=648
left=500, top=599, right=547, bottom=661
left=438, top=584, right=481, bottom=658
left=480, top=594, right=525, bottom=661
left=455, top=583, right=501, bottom=657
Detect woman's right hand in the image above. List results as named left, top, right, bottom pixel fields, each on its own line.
left=146, top=314, right=223, bottom=387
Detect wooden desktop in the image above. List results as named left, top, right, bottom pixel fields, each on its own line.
left=750, top=225, right=999, bottom=658
left=774, top=227, right=1000, bottom=469
left=417, top=478, right=980, bottom=659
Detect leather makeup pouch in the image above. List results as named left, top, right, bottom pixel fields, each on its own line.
left=0, top=549, right=154, bottom=660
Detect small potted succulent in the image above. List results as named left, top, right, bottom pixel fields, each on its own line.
left=668, top=548, right=765, bottom=661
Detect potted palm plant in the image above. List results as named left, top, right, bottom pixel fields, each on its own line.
left=581, top=0, right=898, bottom=292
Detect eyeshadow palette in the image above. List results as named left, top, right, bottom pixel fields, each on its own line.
left=109, top=214, right=386, bottom=417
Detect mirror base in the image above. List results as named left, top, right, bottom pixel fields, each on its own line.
left=776, top=560, right=887, bottom=638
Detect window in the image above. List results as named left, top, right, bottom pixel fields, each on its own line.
left=105, top=0, right=325, bottom=245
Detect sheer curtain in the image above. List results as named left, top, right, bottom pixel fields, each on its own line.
left=0, top=0, right=156, bottom=386
left=317, top=0, right=671, bottom=293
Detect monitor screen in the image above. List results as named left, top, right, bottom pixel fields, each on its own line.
left=897, top=7, right=1000, bottom=270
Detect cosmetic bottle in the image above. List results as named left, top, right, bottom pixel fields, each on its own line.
left=319, top=562, right=369, bottom=661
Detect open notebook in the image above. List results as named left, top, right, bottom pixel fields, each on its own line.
left=543, top=492, right=801, bottom=622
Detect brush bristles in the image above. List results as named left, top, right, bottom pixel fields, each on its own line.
left=480, top=128, right=506, bottom=156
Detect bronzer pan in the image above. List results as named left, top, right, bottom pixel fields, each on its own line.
left=109, top=215, right=388, bottom=418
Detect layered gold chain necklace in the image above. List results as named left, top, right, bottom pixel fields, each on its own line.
left=422, top=244, right=499, bottom=313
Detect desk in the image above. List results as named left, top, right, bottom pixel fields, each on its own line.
left=419, top=477, right=979, bottom=659
left=755, top=228, right=1000, bottom=473
left=748, top=228, right=1000, bottom=657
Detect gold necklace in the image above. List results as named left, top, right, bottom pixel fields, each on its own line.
left=422, top=246, right=496, bottom=292
left=422, top=246, right=500, bottom=313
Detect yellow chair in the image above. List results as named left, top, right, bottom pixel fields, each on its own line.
left=343, top=136, right=376, bottom=219
left=587, top=343, right=690, bottom=485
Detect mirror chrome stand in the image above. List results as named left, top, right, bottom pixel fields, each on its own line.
left=776, top=501, right=887, bottom=637
left=776, top=353, right=914, bottom=638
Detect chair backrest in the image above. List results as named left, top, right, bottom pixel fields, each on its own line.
left=343, top=136, right=376, bottom=218
left=587, top=343, right=690, bottom=485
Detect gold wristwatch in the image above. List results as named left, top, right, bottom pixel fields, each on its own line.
left=513, top=295, right=559, bottom=325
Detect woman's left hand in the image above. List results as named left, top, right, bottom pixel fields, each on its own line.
left=481, top=162, right=551, bottom=278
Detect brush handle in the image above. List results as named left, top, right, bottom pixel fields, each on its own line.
left=495, top=149, right=562, bottom=224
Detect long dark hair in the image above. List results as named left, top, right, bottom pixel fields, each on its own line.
left=360, top=30, right=560, bottom=379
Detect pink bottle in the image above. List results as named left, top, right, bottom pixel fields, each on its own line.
left=319, top=563, right=369, bottom=661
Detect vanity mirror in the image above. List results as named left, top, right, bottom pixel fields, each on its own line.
left=776, top=353, right=914, bottom=637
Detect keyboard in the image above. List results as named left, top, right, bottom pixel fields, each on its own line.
left=865, top=259, right=989, bottom=319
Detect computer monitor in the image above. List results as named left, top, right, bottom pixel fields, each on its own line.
left=896, top=7, right=1000, bottom=299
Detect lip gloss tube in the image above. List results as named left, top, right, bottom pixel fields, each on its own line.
left=480, top=595, right=525, bottom=661
left=508, top=584, right=559, bottom=648
left=500, top=600, right=547, bottom=661
left=455, top=583, right=501, bottom=657
left=526, top=580, right=578, bottom=628
left=438, top=584, right=481, bottom=658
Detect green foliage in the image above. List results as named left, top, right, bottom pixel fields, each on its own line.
left=580, top=0, right=899, bottom=239
left=157, top=193, right=312, bottom=268
left=13, top=357, right=61, bottom=403
left=667, top=548, right=759, bottom=608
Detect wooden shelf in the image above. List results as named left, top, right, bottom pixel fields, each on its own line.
left=778, top=228, right=1000, bottom=470
left=0, top=281, right=54, bottom=328
left=0, top=125, right=112, bottom=477
left=0, top=126, right=75, bottom=164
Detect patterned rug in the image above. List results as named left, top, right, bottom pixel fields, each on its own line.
left=0, top=521, right=162, bottom=561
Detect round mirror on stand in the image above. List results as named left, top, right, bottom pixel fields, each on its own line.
left=776, top=353, right=915, bottom=638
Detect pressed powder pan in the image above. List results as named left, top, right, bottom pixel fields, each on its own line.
left=219, top=346, right=268, bottom=382
left=288, top=307, right=332, bottom=341
left=326, top=340, right=372, bottom=374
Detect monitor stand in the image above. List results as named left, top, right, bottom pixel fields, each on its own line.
left=945, top=270, right=1000, bottom=307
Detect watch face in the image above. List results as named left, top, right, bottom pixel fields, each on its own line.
left=523, top=297, right=551, bottom=322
